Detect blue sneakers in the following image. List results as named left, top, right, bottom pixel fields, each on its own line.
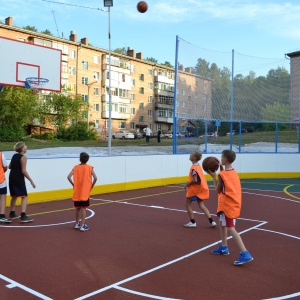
left=80, top=224, right=89, bottom=232
left=211, top=243, right=230, bottom=255
left=234, top=250, right=253, bottom=265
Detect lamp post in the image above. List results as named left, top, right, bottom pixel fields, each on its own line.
left=104, top=0, right=113, bottom=156
left=87, top=81, right=98, bottom=131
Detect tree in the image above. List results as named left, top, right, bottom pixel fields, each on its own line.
left=41, top=29, right=53, bottom=36
left=161, top=61, right=173, bottom=68
left=23, top=25, right=38, bottom=32
left=195, top=58, right=211, bottom=78
left=145, top=57, right=158, bottom=63
left=114, top=47, right=127, bottom=55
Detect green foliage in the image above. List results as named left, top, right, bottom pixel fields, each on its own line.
left=55, top=122, right=97, bottom=141
left=23, top=25, right=38, bottom=32
left=261, top=102, right=290, bottom=122
left=0, top=125, right=25, bottom=142
left=161, top=61, right=173, bottom=68
left=31, top=132, right=55, bottom=140
left=114, top=47, right=127, bottom=55
left=40, top=29, right=53, bottom=35
left=145, top=57, right=158, bottom=63
left=0, top=86, right=40, bottom=127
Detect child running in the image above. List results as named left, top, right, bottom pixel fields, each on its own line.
left=67, top=152, right=97, bottom=232
left=184, top=151, right=216, bottom=228
left=209, top=149, right=253, bottom=265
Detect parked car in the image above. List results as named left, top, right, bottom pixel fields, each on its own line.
left=226, top=130, right=237, bottom=136
left=199, top=132, right=215, bottom=138
left=131, top=131, right=143, bottom=139
left=162, top=131, right=172, bottom=139
left=112, top=131, right=135, bottom=139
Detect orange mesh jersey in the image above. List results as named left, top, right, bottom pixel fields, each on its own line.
left=186, top=164, right=209, bottom=200
left=0, top=153, right=5, bottom=184
left=72, top=164, right=93, bottom=201
left=217, top=169, right=242, bottom=218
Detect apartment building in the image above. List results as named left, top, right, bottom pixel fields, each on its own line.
left=0, top=16, right=212, bottom=136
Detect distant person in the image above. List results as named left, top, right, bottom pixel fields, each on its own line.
left=0, top=151, right=11, bottom=223
left=145, top=126, right=151, bottom=143
left=208, top=149, right=253, bottom=265
left=157, top=130, right=161, bottom=143
left=184, top=151, right=216, bottom=228
left=9, top=142, right=36, bottom=223
left=67, top=152, right=97, bottom=232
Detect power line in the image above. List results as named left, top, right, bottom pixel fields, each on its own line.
left=52, top=11, right=60, bottom=37
left=40, top=0, right=106, bottom=12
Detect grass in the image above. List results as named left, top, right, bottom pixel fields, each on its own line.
left=0, top=130, right=298, bottom=151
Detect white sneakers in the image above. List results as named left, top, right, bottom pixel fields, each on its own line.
left=184, top=221, right=197, bottom=228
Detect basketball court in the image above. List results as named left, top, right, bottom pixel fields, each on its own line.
left=0, top=179, right=299, bottom=300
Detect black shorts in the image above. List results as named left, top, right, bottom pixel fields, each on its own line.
left=73, top=199, right=90, bottom=208
left=0, top=186, right=7, bottom=195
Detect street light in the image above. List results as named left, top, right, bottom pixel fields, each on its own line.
left=104, top=0, right=113, bottom=156
left=87, top=81, right=98, bottom=131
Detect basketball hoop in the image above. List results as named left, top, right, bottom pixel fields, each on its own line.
left=25, top=77, right=49, bottom=93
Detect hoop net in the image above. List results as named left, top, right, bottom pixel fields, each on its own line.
left=25, top=77, right=49, bottom=93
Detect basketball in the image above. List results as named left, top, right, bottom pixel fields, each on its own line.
left=137, top=1, right=148, bottom=13
left=202, top=157, right=219, bottom=173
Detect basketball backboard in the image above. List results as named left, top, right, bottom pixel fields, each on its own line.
left=0, top=37, right=61, bottom=92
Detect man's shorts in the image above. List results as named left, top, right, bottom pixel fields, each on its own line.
left=73, top=199, right=90, bottom=208
left=0, top=187, right=7, bottom=195
left=188, top=196, right=201, bottom=201
left=218, top=212, right=236, bottom=227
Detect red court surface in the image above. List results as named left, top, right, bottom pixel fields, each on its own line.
left=0, top=180, right=299, bottom=300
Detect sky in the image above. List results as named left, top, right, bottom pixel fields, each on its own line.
left=1, top=0, right=300, bottom=76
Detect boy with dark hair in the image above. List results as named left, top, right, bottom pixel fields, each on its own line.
left=184, top=151, right=216, bottom=228
left=67, top=152, right=97, bottom=232
left=209, top=149, right=253, bottom=265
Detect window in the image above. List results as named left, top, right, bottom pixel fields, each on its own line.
left=82, top=60, right=88, bottom=70
left=69, top=50, right=76, bottom=59
left=94, top=103, right=99, bottom=111
left=148, top=82, right=153, bottom=89
left=203, top=93, right=207, bottom=100
left=94, top=88, right=99, bottom=96
left=195, top=80, right=199, bottom=87
left=188, top=109, right=192, bottom=115
left=94, top=71, right=99, bottom=81
left=119, top=104, right=127, bottom=113
left=82, top=94, right=88, bottom=102
left=139, top=102, right=144, bottom=110
left=148, top=110, right=152, bottom=117
left=82, top=77, right=88, bottom=85
left=131, top=64, right=135, bottom=72
left=139, top=74, right=144, bottom=81
left=182, top=89, right=186, bottom=96
left=130, top=122, right=135, bottom=130
left=68, top=83, right=76, bottom=92
left=181, top=77, right=186, bottom=84
left=139, top=116, right=144, bottom=123
left=203, top=82, right=207, bottom=88
left=94, top=120, right=99, bottom=128
left=148, top=69, right=153, bottom=76
left=132, top=79, right=135, bottom=86
left=69, top=66, right=76, bottom=75
left=188, top=96, right=191, bottom=101
left=182, top=101, right=185, bottom=108
left=195, top=92, right=198, bottom=98
left=131, top=93, right=135, bottom=101
left=139, top=87, right=144, bottom=94
left=62, top=63, right=68, bottom=73
left=194, top=103, right=198, bottom=109
left=131, top=107, right=135, bottom=115
left=118, top=122, right=126, bottom=129
left=148, top=96, right=152, bottom=103
left=93, top=55, right=100, bottom=64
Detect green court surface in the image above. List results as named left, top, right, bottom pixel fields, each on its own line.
left=209, top=178, right=300, bottom=193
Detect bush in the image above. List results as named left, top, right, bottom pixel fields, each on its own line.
left=55, top=123, right=97, bottom=141
left=0, top=125, right=26, bottom=142
left=31, top=132, right=55, bottom=140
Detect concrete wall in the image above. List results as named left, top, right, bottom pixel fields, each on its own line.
left=4, top=153, right=300, bottom=205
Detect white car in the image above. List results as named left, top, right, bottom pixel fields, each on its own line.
left=112, top=131, right=134, bottom=139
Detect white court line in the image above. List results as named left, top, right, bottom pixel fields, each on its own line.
left=263, top=292, right=300, bottom=300
left=255, top=228, right=300, bottom=240
left=0, top=274, right=52, bottom=300
left=0, top=209, right=95, bottom=228
left=243, top=191, right=300, bottom=204
left=114, top=286, right=182, bottom=300
left=74, top=222, right=266, bottom=300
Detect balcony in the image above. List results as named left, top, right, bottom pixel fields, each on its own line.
left=101, top=111, right=130, bottom=120
left=155, top=116, right=173, bottom=123
left=101, top=94, right=130, bottom=104
left=154, top=75, right=174, bottom=84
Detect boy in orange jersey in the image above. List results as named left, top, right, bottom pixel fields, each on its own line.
left=0, top=151, right=11, bottom=223
left=184, top=151, right=216, bottom=228
left=67, top=152, right=97, bottom=232
left=209, top=149, right=253, bottom=265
